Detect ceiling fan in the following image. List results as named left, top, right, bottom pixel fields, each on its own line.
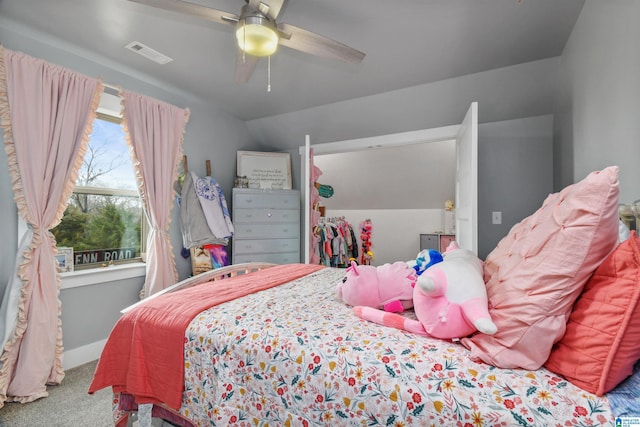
left=129, top=0, right=366, bottom=83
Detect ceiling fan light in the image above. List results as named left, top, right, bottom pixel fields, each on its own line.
left=236, top=16, right=279, bottom=57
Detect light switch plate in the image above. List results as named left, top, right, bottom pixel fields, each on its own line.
left=492, top=211, right=502, bottom=225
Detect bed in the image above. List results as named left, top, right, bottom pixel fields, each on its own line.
left=89, top=166, right=640, bottom=426
left=90, top=262, right=619, bottom=427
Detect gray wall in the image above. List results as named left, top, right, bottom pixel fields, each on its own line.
left=0, top=22, right=255, bottom=355
left=554, top=0, right=640, bottom=204
left=0, top=135, right=15, bottom=301
left=247, top=57, right=561, bottom=150
left=314, top=141, right=456, bottom=210
left=478, top=115, right=554, bottom=259
left=59, top=277, right=143, bottom=350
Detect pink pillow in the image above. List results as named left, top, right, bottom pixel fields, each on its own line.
left=461, top=166, right=620, bottom=369
left=545, top=232, right=640, bottom=395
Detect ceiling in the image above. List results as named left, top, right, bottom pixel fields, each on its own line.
left=0, top=0, right=584, bottom=121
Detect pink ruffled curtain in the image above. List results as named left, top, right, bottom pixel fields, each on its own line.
left=0, top=46, right=102, bottom=407
left=122, top=90, right=190, bottom=297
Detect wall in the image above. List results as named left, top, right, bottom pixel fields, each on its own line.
left=314, top=141, right=456, bottom=210
left=554, top=0, right=640, bottom=204
left=0, top=133, right=14, bottom=301
left=478, top=115, right=554, bottom=259
left=247, top=57, right=561, bottom=151
left=0, top=20, right=254, bottom=366
left=59, top=275, right=143, bottom=369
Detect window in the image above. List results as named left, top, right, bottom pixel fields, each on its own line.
left=52, top=89, right=146, bottom=270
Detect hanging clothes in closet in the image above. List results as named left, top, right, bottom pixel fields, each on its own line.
left=313, top=217, right=358, bottom=267
left=359, top=218, right=374, bottom=265
left=174, top=157, right=233, bottom=275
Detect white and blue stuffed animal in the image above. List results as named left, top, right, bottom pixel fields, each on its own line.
left=410, top=249, right=443, bottom=275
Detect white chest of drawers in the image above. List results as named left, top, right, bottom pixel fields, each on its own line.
left=231, top=188, right=300, bottom=264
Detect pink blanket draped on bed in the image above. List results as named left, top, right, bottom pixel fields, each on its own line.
left=88, top=263, right=324, bottom=409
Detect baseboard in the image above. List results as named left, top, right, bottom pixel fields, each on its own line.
left=63, top=339, right=107, bottom=370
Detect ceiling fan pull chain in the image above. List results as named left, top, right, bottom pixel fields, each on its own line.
left=242, top=23, right=246, bottom=62
left=267, top=55, right=272, bottom=92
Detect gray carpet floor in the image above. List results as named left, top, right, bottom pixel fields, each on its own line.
left=0, top=360, right=114, bottom=427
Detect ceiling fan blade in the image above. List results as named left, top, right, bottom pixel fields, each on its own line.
left=277, top=23, right=365, bottom=64
left=235, top=50, right=260, bottom=83
left=129, top=0, right=239, bottom=25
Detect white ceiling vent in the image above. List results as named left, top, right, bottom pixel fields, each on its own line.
left=125, top=41, right=173, bottom=64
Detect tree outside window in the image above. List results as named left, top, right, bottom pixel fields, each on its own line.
left=52, top=117, right=146, bottom=269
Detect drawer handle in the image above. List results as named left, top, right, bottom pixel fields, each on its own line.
left=282, top=229, right=288, bottom=232
left=267, top=213, right=272, bottom=217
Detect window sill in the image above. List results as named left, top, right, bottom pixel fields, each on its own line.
left=60, top=263, right=146, bottom=290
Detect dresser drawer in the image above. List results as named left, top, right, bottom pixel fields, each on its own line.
left=233, top=252, right=300, bottom=264
left=439, top=234, right=456, bottom=252
left=233, top=238, right=299, bottom=254
left=233, top=208, right=298, bottom=223
left=234, top=223, right=299, bottom=239
left=234, top=190, right=298, bottom=209
left=419, top=234, right=439, bottom=251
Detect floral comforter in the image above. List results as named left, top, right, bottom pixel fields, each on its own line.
left=124, top=267, right=615, bottom=426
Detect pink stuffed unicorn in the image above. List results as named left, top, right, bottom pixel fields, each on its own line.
left=336, top=261, right=417, bottom=313
left=354, top=242, right=497, bottom=340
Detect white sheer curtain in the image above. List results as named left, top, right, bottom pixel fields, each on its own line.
left=0, top=46, right=102, bottom=407
left=121, top=89, right=190, bottom=297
